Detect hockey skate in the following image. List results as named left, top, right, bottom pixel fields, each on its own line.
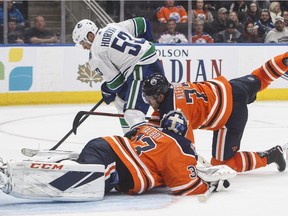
left=258, top=145, right=286, bottom=172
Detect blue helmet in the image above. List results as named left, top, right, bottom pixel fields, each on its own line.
left=160, top=109, right=188, bottom=136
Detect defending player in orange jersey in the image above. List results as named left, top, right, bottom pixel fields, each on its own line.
left=0, top=110, right=236, bottom=201
left=142, top=52, right=288, bottom=173
left=76, top=110, right=235, bottom=196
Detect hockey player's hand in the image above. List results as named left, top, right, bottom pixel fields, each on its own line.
left=209, top=179, right=230, bottom=192
left=124, top=127, right=140, bottom=140
left=101, top=82, right=116, bottom=105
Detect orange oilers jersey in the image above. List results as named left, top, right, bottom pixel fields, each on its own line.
left=191, top=33, right=214, bottom=43
left=103, top=125, right=208, bottom=195
left=193, top=9, right=210, bottom=21
left=156, top=6, right=188, bottom=23
left=151, top=76, right=233, bottom=143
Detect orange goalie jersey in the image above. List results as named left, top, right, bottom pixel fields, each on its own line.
left=103, top=124, right=208, bottom=195
left=150, top=76, right=233, bottom=143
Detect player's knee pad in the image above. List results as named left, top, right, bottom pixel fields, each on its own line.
left=124, top=109, right=146, bottom=128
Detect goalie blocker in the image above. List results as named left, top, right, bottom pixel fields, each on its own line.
left=0, top=159, right=105, bottom=201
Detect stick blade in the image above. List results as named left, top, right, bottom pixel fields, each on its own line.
left=198, top=194, right=208, bottom=203
left=72, top=111, right=85, bottom=134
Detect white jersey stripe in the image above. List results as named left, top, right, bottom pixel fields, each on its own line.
left=110, top=136, right=146, bottom=193
left=251, top=152, right=257, bottom=170
left=123, top=137, right=155, bottom=189
left=209, top=79, right=228, bottom=129
left=262, top=63, right=276, bottom=81
left=239, top=152, right=246, bottom=172
left=200, top=83, right=218, bottom=126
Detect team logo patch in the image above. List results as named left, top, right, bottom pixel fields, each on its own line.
left=150, top=78, right=158, bottom=85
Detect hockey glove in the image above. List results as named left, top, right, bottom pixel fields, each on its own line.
left=101, top=82, right=116, bottom=105
left=124, top=127, right=140, bottom=140
left=209, top=179, right=230, bottom=192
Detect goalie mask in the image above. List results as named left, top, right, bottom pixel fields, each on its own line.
left=72, top=19, right=98, bottom=45
left=160, top=109, right=188, bottom=136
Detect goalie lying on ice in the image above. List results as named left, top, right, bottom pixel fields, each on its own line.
left=1, top=109, right=286, bottom=201
left=0, top=110, right=239, bottom=201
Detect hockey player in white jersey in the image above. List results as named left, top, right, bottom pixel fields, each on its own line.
left=72, top=17, right=165, bottom=133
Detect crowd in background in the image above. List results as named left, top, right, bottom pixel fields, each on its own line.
left=1, top=0, right=288, bottom=44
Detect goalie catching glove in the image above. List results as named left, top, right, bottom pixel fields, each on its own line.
left=197, top=165, right=237, bottom=192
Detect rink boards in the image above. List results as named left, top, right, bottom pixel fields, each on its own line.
left=0, top=44, right=287, bottom=105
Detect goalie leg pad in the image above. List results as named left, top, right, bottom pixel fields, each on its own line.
left=5, top=160, right=105, bottom=201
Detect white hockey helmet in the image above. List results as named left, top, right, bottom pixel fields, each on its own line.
left=72, top=19, right=98, bottom=44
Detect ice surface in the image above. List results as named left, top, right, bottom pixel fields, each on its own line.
left=0, top=102, right=287, bottom=216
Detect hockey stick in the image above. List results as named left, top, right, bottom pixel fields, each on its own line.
left=22, top=99, right=104, bottom=156
left=49, top=98, right=104, bottom=150
left=72, top=111, right=157, bottom=135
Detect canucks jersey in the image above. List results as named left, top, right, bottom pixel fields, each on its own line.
left=89, top=17, right=158, bottom=91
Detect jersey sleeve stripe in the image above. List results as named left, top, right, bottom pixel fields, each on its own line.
left=110, top=136, right=147, bottom=194
left=209, top=80, right=228, bottom=128
left=200, top=81, right=223, bottom=129
left=171, top=178, right=202, bottom=195
left=121, top=137, right=156, bottom=189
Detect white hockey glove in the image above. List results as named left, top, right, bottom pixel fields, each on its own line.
left=197, top=165, right=237, bottom=192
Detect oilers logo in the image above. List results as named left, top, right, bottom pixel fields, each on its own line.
left=195, top=38, right=208, bottom=43
left=197, top=13, right=206, bottom=21
left=169, top=12, right=181, bottom=23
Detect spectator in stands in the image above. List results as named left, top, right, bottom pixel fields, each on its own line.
left=254, top=9, right=274, bottom=42
left=191, top=18, right=214, bottom=43
left=204, top=7, right=229, bottom=37
left=158, top=18, right=187, bottom=43
left=24, top=16, right=60, bottom=44
left=192, top=0, right=213, bottom=24
left=228, top=11, right=244, bottom=33
left=156, top=0, right=188, bottom=23
left=264, top=16, right=288, bottom=43
left=0, top=0, right=25, bottom=26
left=242, top=21, right=261, bottom=42
left=255, top=0, right=270, bottom=11
left=283, top=10, right=288, bottom=29
left=229, top=0, right=248, bottom=24
left=214, top=19, right=243, bottom=43
left=8, top=17, right=24, bottom=44
left=245, top=1, right=261, bottom=24
left=269, top=1, right=281, bottom=24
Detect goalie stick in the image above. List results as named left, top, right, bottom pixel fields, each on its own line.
left=72, top=111, right=157, bottom=134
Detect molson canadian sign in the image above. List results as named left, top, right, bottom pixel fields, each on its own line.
left=156, top=45, right=287, bottom=88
